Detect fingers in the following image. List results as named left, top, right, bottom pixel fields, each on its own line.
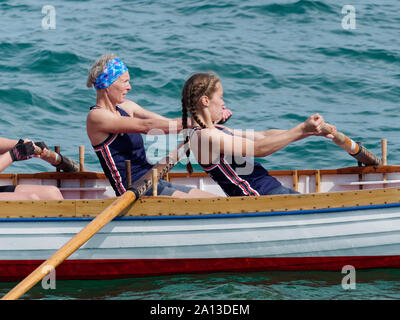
left=34, top=141, right=49, bottom=150
left=9, top=140, right=36, bottom=161
left=217, top=107, right=233, bottom=124
left=222, top=109, right=232, bottom=120
left=304, top=114, right=337, bottom=139
left=304, top=113, right=323, bottom=135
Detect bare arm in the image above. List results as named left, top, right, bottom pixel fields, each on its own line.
left=0, top=137, right=18, bottom=154
left=119, top=99, right=185, bottom=122
left=120, top=99, right=184, bottom=128
left=217, top=125, right=286, bottom=141
left=194, top=114, right=333, bottom=161
left=0, top=152, right=13, bottom=172
left=0, top=139, right=39, bottom=172
left=120, top=100, right=169, bottom=120
left=87, top=108, right=182, bottom=135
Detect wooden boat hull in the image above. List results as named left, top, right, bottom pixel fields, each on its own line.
left=1, top=199, right=400, bottom=280
left=1, top=167, right=400, bottom=280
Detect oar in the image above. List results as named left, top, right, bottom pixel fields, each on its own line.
left=33, top=145, right=80, bottom=172
left=322, top=124, right=382, bottom=166
left=2, top=142, right=185, bottom=300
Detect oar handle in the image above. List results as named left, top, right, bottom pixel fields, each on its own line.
left=321, top=123, right=382, bottom=166
left=33, top=145, right=80, bottom=172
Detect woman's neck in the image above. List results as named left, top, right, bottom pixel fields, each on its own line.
left=96, top=91, right=118, bottom=113
left=191, top=112, right=214, bottom=128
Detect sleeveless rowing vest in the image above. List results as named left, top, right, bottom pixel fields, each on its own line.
left=192, top=126, right=281, bottom=196
left=90, top=105, right=153, bottom=196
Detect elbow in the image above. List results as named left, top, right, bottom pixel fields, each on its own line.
left=135, top=119, right=159, bottom=134
left=142, top=119, right=154, bottom=133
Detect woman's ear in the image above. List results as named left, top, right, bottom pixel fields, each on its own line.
left=199, top=95, right=209, bottom=107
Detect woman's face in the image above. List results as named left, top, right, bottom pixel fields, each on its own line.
left=106, top=71, right=131, bottom=104
left=207, top=82, right=225, bottom=122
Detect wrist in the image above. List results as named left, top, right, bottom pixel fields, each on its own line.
left=297, top=122, right=311, bottom=138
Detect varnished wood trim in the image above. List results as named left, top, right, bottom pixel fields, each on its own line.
left=1, top=188, right=400, bottom=218
left=315, top=170, right=321, bottom=193
left=1, top=166, right=400, bottom=182
left=12, top=174, right=18, bottom=186
left=293, top=170, right=298, bottom=192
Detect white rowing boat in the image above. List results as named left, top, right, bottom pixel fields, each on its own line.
left=1, top=165, right=400, bottom=280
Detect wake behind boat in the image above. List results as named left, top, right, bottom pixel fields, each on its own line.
left=1, top=164, right=400, bottom=281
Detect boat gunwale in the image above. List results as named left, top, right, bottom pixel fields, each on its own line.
left=1, top=201, right=400, bottom=222
left=1, top=166, right=400, bottom=219
left=1, top=165, right=400, bottom=180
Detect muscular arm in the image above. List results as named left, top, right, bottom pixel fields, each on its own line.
left=87, top=108, right=181, bottom=134
left=120, top=100, right=182, bottom=123
left=193, top=114, right=332, bottom=161
left=86, top=104, right=183, bottom=145
left=198, top=124, right=306, bottom=159
left=217, top=125, right=286, bottom=141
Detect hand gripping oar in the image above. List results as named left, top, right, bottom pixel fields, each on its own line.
left=2, top=142, right=185, bottom=300
left=33, top=145, right=80, bottom=172
left=322, top=124, right=382, bottom=166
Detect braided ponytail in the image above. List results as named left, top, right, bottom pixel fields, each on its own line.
left=181, top=72, right=220, bottom=175
left=181, top=92, right=194, bottom=175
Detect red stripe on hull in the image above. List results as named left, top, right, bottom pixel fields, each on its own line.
left=1, top=256, right=400, bottom=281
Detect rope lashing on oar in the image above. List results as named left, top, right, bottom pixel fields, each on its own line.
left=322, top=124, right=382, bottom=166
left=128, top=142, right=185, bottom=198
left=34, top=145, right=80, bottom=172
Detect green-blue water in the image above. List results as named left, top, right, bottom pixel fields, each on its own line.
left=1, top=0, right=399, bottom=300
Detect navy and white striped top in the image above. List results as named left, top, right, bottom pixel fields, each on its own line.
left=90, top=105, right=153, bottom=196
left=192, top=126, right=281, bottom=196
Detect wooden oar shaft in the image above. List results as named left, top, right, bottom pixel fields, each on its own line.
left=34, top=146, right=80, bottom=172
left=1, top=191, right=136, bottom=300
left=2, top=141, right=186, bottom=300
left=322, top=124, right=382, bottom=166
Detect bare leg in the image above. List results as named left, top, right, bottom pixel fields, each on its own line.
left=171, top=188, right=217, bottom=198
left=0, top=192, right=40, bottom=200
left=14, top=185, right=63, bottom=200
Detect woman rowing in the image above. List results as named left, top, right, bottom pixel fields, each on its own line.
left=181, top=72, right=336, bottom=196
left=86, top=54, right=221, bottom=198
left=0, top=137, right=63, bottom=200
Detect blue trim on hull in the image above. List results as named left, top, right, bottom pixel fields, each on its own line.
left=1, top=202, right=400, bottom=222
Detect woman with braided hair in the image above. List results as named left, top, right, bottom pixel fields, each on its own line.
left=181, top=72, right=337, bottom=196
left=0, top=137, right=63, bottom=200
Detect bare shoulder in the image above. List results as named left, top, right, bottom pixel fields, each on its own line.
left=87, top=107, right=111, bottom=124
left=119, top=99, right=141, bottom=116
left=194, top=127, right=224, bottom=140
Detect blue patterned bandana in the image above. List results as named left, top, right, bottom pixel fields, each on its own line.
left=94, top=58, right=128, bottom=89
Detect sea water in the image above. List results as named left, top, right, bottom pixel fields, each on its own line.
left=0, top=0, right=399, bottom=300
